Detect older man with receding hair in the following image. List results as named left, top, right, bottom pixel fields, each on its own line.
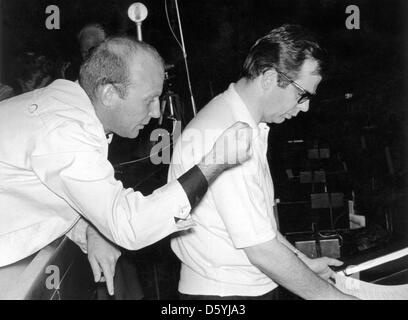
left=0, top=36, right=253, bottom=298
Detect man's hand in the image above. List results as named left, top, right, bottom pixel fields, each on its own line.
left=298, top=254, right=343, bottom=281
left=198, top=122, right=253, bottom=184
left=245, top=238, right=356, bottom=299
left=86, top=225, right=122, bottom=296
left=207, top=121, right=253, bottom=167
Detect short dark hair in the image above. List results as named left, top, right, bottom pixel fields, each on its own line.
left=79, top=35, right=164, bottom=102
left=241, top=24, right=326, bottom=87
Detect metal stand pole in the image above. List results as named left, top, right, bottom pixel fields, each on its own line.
left=174, top=0, right=197, bottom=117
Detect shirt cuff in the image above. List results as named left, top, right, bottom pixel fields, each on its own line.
left=65, top=218, right=89, bottom=253
left=164, top=179, right=195, bottom=230
left=177, top=165, right=208, bottom=209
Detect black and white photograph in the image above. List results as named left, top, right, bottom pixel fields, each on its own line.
left=0, top=0, right=407, bottom=304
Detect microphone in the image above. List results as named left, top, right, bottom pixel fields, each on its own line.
left=127, top=2, right=148, bottom=41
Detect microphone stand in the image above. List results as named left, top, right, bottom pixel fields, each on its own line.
left=174, top=0, right=197, bottom=117
left=136, top=22, right=143, bottom=41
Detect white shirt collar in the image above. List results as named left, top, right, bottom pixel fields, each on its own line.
left=225, top=83, right=269, bottom=137
left=106, top=133, right=114, bottom=144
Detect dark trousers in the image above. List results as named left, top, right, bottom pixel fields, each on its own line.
left=179, top=287, right=281, bottom=300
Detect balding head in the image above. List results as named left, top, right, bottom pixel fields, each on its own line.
left=79, top=35, right=164, bottom=103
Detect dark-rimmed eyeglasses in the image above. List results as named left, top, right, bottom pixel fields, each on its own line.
left=275, top=69, right=315, bottom=104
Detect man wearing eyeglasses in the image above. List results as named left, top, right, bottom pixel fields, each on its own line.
left=169, top=24, right=357, bottom=300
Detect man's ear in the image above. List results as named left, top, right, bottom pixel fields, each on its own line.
left=260, top=69, right=278, bottom=91
left=99, top=84, right=119, bottom=107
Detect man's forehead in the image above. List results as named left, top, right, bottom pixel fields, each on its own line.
left=128, top=53, right=165, bottom=92
left=130, top=51, right=164, bottom=73
left=296, top=59, right=322, bottom=92
left=298, top=59, right=321, bottom=77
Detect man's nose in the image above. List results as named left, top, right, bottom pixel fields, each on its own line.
left=297, top=100, right=310, bottom=112
left=148, top=98, right=161, bottom=118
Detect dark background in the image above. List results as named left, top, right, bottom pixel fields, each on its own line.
left=1, top=0, right=406, bottom=157
left=1, top=0, right=407, bottom=108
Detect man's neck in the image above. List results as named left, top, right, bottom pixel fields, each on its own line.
left=234, top=78, right=263, bottom=124
left=93, top=102, right=112, bottom=135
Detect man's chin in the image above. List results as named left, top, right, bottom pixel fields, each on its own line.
left=132, top=130, right=141, bottom=139
left=271, top=117, right=286, bottom=124
left=126, top=128, right=140, bottom=139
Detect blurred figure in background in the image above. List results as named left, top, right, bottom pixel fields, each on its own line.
left=78, top=23, right=107, bottom=60
left=15, top=52, right=54, bottom=94
left=61, top=23, right=107, bottom=81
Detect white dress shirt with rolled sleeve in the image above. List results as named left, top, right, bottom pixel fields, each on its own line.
left=0, top=79, right=192, bottom=267
left=169, top=83, right=279, bottom=297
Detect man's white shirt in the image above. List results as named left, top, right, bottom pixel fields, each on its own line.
left=0, top=80, right=193, bottom=267
left=169, top=83, right=279, bottom=296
